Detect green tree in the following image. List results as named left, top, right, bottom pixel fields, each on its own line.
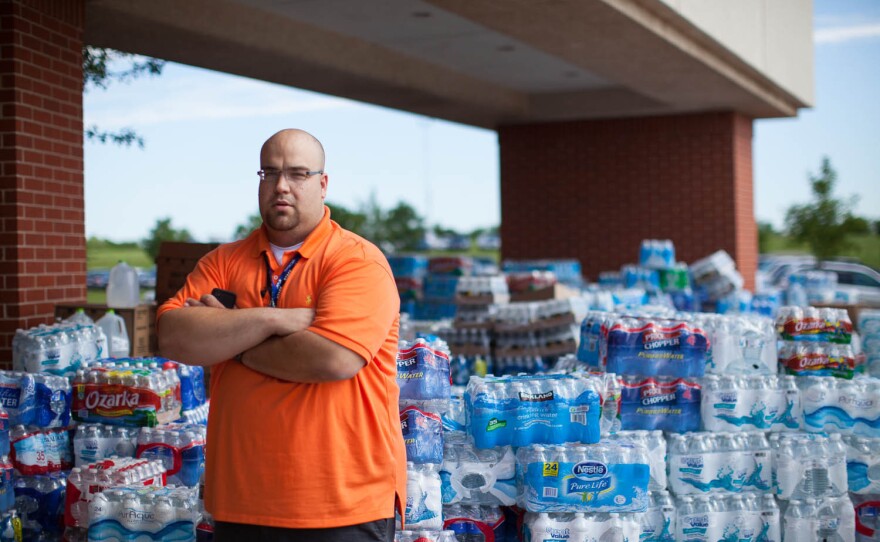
left=233, top=213, right=263, bottom=240
left=142, top=217, right=194, bottom=260
left=83, top=46, right=165, bottom=148
left=326, top=202, right=367, bottom=234
left=381, top=202, right=426, bottom=252
left=757, top=221, right=776, bottom=253
left=784, top=157, right=862, bottom=261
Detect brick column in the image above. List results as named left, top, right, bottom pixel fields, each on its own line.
left=499, top=112, right=757, bottom=290
left=0, top=0, right=86, bottom=365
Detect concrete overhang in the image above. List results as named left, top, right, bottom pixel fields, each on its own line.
left=84, top=0, right=812, bottom=129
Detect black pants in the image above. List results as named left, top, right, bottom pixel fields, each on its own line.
left=214, top=518, right=395, bottom=542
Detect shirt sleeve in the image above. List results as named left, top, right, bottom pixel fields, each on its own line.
left=307, top=255, right=400, bottom=364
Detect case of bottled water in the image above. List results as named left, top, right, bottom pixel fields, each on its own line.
left=844, top=434, right=880, bottom=494
left=73, top=424, right=137, bottom=467
left=86, top=486, right=198, bottom=542
left=605, top=318, right=708, bottom=378
left=701, top=375, right=802, bottom=432
left=14, top=474, right=66, bottom=540
left=667, top=431, right=772, bottom=495
left=619, top=376, right=701, bottom=433
left=441, top=388, right=466, bottom=433
left=398, top=339, right=452, bottom=401
left=639, top=239, right=676, bottom=271
left=0, top=371, right=71, bottom=428
left=777, top=306, right=853, bottom=343
left=779, top=342, right=857, bottom=378
left=516, top=441, right=650, bottom=513
left=401, top=462, right=443, bottom=530
left=465, top=374, right=602, bottom=449
left=401, top=400, right=447, bottom=465
left=13, top=322, right=108, bottom=376
left=71, top=362, right=182, bottom=427
left=676, top=492, right=780, bottom=542
left=64, top=457, right=166, bottom=529
left=694, top=313, right=778, bottom=375
left=440, top=432, right=516, bottom=507
left=395, top=529, right=457, bottom=542
left=860, top=309, right=880, bottom=376
left=160, top=360, right=206, bottom=412
left=10, top=425, right=73, bottom=475
left=442, top=504, right=512, bottom=542
left=135, top=424, right=206, bottom=488
left=799, top=375, right=880, bottom=436
left=689, top=250, right=744, bottom=302
left=783, top=494, right=855, bottom=542
left=0, top=457, right=12, bottom=514
left=640, top=490, right=676, bottom=542
left=523, top=511, right=641, bottom=542
left=853, top=493, right=880, bottom=542
left=771, top=432, right=847, bottom=500
left=605, top=430, right=667, bottom=491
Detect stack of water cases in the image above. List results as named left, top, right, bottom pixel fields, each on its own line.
left=859, top=310, right=880, bottom=377
left=0, top=370, right=72, bottom=541
left=388, top=255, right=429, bottom=317
left=777, top=307, right=855, bottom=378
left=463, top=371, right=649, bottom=541
left=774, top=305, right=861, bottom=540
left=396, top=339, right=450, bottom=536
left=492, top=299, right=586, bottom=376
left=66, top=357, right=204, bottom=542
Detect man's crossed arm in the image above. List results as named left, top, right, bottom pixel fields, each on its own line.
left=157, top=293, right=365, bottom=383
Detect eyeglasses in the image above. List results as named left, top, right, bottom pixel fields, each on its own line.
left=257, top=168, right=324, bottom=184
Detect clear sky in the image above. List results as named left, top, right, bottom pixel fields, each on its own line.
left=83, top=0, right=880, bottom=243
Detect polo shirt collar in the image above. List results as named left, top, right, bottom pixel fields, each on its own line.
left=251, top=205, right=332, bottom=261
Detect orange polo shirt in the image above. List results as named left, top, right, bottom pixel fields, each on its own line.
left=157, top=207, right=404, bottom=528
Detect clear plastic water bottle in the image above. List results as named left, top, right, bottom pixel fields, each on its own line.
left=106, top=261, right=139, bottom=308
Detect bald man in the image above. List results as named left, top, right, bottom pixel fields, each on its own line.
left=158, top=129, right=405, bottom=542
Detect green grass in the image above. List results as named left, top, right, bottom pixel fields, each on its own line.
left=86, top=238, right=152, bottom=269
left=762, top=232, right=880, bottom=269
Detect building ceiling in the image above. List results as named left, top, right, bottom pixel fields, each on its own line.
left=85, top=0, right=809, bottom=128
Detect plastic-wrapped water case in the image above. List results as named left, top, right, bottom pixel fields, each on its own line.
left=86, top=486, right=198, bottom=542
left=0, top=371, right=71, bottom=428
left=701, top=374, right=802, bottom=432
left=619, top=376, right=701, bottom=433
left=64, top=457, right=166, bottom=528
left=667, top=432, right=771, bottom=495
left=71, top=363, right=182, bottom=427
left=440, top=432, right=516, bottom=506
left=515, top=441, right=650, bottom=513
left=400, top=400, right=447, bottom=465
left=798, top=375, right=880, bottom=436
left=135, top=424, right=206, bottom=487
left=605, top=318, right=708, bottom=378
left=399, top=462, right=443, bottom=530
left=397, top=339, right=452, bottom=401
left=465, top=374, right=602, bottom=449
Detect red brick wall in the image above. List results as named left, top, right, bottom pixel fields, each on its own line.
left=499, top=111, right=757, bottom=290
left=0, top=0, right=86, bottom=365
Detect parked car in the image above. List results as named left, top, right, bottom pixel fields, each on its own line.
left=763, top=255, right=880, bottom=307
left=138, top=267, right=156, bottom=289
left=86, top=269, right=110, bottom=289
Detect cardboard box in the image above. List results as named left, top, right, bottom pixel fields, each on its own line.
left=55, top=303, right=157, bottom=357
left=510, top=284, right=580, bottom=302
left=155, top=242, right=220, bottom=304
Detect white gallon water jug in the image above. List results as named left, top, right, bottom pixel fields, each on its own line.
left=96, top=309, right=130, bottom=358
left=106, top=261, right=139, bottom=308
